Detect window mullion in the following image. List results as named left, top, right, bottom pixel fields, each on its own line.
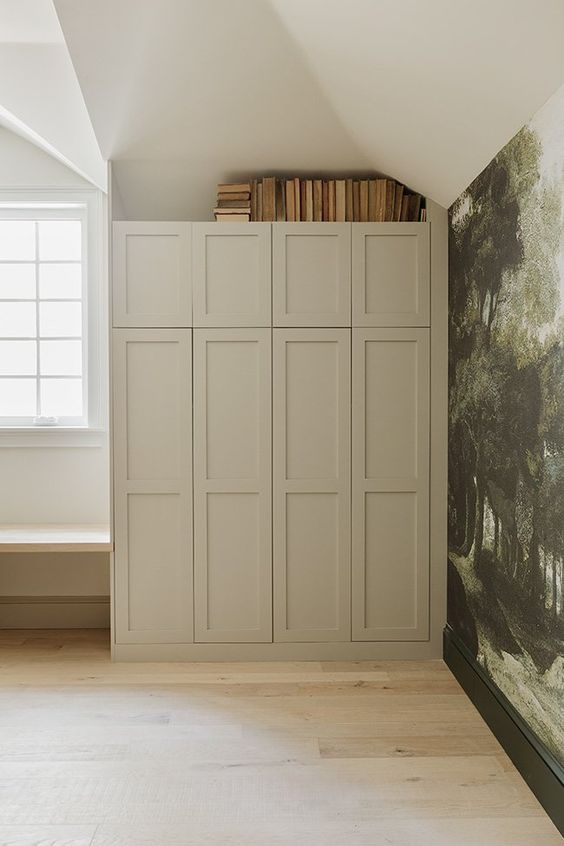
left=34, top=221, right=40, bottom=418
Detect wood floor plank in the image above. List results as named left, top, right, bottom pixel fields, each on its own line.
left=0, top=630, right=559, bottom=844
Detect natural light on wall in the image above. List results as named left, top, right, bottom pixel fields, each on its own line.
left=0, top=205, right=87, bottom=426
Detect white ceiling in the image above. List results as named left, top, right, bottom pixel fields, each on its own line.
left=0, top=0, right=63, bottom=43
left=0, top=0, right=105, bottom=188
left=53, top=0, right=564, bottom=217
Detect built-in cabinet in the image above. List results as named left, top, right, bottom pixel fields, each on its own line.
left=112, top=220, right=437, bottom=659
left=193, top=328, right=272, bottom=642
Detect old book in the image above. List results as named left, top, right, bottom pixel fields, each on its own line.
left=214, top=204, right=251, bottom=214
left=218, top=191, right=250, bottom=202
left=345, top=179, right=353, bottom=222
left=376, top=178, right=387, bottom=221
left=305, top=180, right=314, bottom=222
left=298, top=181, right=305, bottom=221
left=393, top=183, right=404, bottom=222
left=328, top=180, right=336, bottom=222
left=335, top=180, right=346, bottom=222
left=313, top=180, right=323, bottom=221
left=385, top=180, right=396, bottom=222
left=409, top=193, right=422, bottom=222
left=293, top=178, right=301, bottom=222
left=400, top=194, right=410, bottom=221
left=275, top=178, right=286, bottom=221
left=216, top=199, right=251, bottom=209
left=257, top=181, right=263, bottom=222
left=420, top=205, right=427, bottom=222
left=322, top=181, right=328, bottom=221
left=262, top=177, right=276, bottom=221
left=352, top=181, right=360, bottom=222
left=217, top=182, right=251, bottom=193
left=215, top=213, right=251, bottom=222
left=359, top=180, right=369, bottom=222
left=368, top=180, right=377, bottom=222
left=250, top=179, right=257, bottom=220
left=285, top=179, right=295, bottom=222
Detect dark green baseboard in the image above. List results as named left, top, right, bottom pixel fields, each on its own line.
left=443, top=625, right=564, bottom=835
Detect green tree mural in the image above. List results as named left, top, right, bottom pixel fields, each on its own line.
left=448, top=122, right=564, bottom=766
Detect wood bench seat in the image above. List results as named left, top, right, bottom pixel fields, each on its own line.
left=0, top=524, right=112, bottom=553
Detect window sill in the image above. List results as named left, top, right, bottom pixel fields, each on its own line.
left=0, top=427, right=106, bottom=448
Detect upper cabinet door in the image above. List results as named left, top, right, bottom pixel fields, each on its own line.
left=112, top=222, right=191, bottom=327
left=273, top=223, right=351, bottom=326
left=352, top=223, right=430, bottom=327
left=192, top=223, right=271, bottom=327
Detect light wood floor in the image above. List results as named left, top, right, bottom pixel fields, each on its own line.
left=0, top=630, right=560, bottom=846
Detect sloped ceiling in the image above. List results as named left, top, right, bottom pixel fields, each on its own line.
left=55, top=0, right=564, bottom=218
left=0, top=0, right=105, bottom=188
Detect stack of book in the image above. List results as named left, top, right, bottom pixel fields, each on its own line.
left=214, top=177, right=426, bottom=222
left=214, top=183, right=252, bottom=221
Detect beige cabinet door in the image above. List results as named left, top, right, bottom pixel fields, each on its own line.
left=273, top=329, right=351, bottom=642
left=112, top=222, right=191, bottom=327
left=273, top=223, right=351, bottom=326
left=193, top=329, right=272, bottom=642
left=192, top=223, right=271, bottom=327
left=113, top=329, right=193, bottom=644
left=352, top=328, right=429, bottom=641
left=352, top=223, right=430, bottom=327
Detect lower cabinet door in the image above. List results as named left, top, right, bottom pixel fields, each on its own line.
left=274, top=329, right=351, bottom=642
left=113, top=329, right=193, bottom=644
left=352, top=328, right=430, bottom=641
left=193, top=329, right=272, bottom=642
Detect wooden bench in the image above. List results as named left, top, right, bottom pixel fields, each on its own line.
left=0, top=524, right=112, bottom=553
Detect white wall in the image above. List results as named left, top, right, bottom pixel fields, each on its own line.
left=0, top=127, right=110, bottom=619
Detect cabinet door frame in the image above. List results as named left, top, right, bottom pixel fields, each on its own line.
left=352, top=327, right=430, bottom=641
left=112, top=222, right=191, bottom=328
left=352, top=223, right=430, bottom=327
left=273, top=328, right=351, bottom=642
left=193, top=328, right=272, bottom=642
left=113, top=328, right=193, bottom=644
left=273, top=223, right=351, bottom=327
left=192, top=223, right=271, bottom=327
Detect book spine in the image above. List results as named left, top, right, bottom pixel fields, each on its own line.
left=313, top=180, right=323, bottom=222
left=257, top=181, right=263, bottom=222
left=393, top=183, right=404, bottom=222
left=250, top=180, right=257, bottom=221
left=328, top=180, right=336, bottom=222
left=335, top=180, right=346, bottom=222
left=322, top=181, right=328, bottom=221
left=352, top=181, right=360, bottom=222
left=286, top=179, right=295, bottom=222
left=400, top=194, right=410, bottom=222
left=262, top=177, right=276, bottom=222
left=293, top=178, right=301, bottom=222
left=359, top=180, right=369, bottom=222
left=368, top=180, right=377, bottom=222
left=305, top=180, right=314, bottom=222
left=345, top=179, right=353, bottom=222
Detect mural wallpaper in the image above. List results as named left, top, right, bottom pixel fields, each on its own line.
left=448, top=86, right=564, bottom=768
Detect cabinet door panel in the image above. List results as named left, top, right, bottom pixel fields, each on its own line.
left=113, top=222, right=191, bottom=327
left=274, top=329, right=350, bottom=642
left=273, top=223, right=351, bottom=326
left=352, top=328, right=429, bottom=641
left=193, top=329, right=271, bottom=642
left=192, top=224, right=271, bottom=326
left=352, top=223, right=429, bottom=327
left=113, top=329, right=192, bottom=644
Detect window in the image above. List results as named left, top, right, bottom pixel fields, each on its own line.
left=0, top=203, right=93, bottom=428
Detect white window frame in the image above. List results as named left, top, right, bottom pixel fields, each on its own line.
left=0, top=188, right=106, bottom=447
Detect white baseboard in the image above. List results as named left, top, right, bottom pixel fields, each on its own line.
left=0, top=595, right=110, bottom=628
